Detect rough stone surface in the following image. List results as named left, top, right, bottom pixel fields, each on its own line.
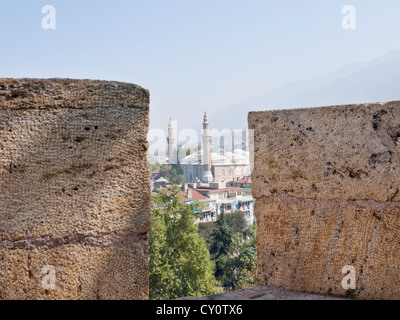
left=249, top=101, right=400, bottom=300
left=178, top=286, right=347, bottom=300
left=0, top=78, right=150, bottom=300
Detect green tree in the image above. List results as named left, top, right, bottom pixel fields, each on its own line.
left=225, top=211, right=249, bottom=237
left=150, top=161, right=161, bottom=172
left=199, top=212, right=250, bottom=252
left=198, top=222, right=216, bottom=251
left=159, top=164, right=187, bottom=185
left=218, top=224, right=257, bottom=290
left=169, top=173, right=187, bottom=185
left=159, top=165, right=172, bottom=178
left=149, top=185, right=220, bottom=300
left=210, top=210, right=232, bottom=279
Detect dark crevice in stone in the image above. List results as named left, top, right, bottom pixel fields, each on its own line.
left=0, top=232, right=149, bottom=252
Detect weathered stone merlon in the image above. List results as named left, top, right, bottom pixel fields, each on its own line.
left=249, top=101, right=400, bottom=300
left=0, top=78, right=151, bottom=300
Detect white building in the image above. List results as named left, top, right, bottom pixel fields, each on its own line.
left=163, top=113, right=255, bottom=225
left=179, top=113, right=251, bottom=184
left=180, top=181, right=255, bottom=225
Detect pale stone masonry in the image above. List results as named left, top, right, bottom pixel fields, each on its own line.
left=249, top=101, right=400, bottom=300
left=178, top=286, right=347, bottom=300
left=0, top=79, right=150, bottom=300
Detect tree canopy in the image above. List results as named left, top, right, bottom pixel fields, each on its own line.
left=149, top=185, right=220, bottom=299
left=225, top=211, right=250, bottom=237
left=209, top=211, right=257, bottom=290
left=218, top=225, right=257, bottom=290
left=160, top=164, right=187, bottom=185
left=209, top=210, right=233, bottom=279
left=150, top=161, right=161, bottom=172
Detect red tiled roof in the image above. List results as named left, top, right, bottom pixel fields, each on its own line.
left=151, top=170, right=160, bottom=174
left=235, top=177, right=252, bottom=184
left=164, top=187, right=209, bottom=202
left=181, top=188, right=209, bottom=201
left=196, top=186, right=244, bottom=193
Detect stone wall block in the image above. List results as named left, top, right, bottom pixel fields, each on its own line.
left=0, top=79, right=150, bottom=300
left=250, top=101, right=400, bottom=299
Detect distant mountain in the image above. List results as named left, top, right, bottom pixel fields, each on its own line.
left=206, top=49, right=400, bottom=130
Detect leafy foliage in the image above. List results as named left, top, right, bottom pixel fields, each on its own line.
left=209, top=210, right=233, bottom=279
left=198, top=222, right=216, bottom=251
left=150, top=161, right=161, bottom=172
left=199, top=211, right=250, bottom=251
left=218, top=225, right=258, bottom=290
left=225, top=211, right=250, bottom=237
left=210, top=211, right=257, bottom=291
left=160, top=165, right=187, bottom=185
left=149, top=185, right=220, bottom=300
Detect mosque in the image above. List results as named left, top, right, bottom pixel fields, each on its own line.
left=168, top=113, right=251, bottom=184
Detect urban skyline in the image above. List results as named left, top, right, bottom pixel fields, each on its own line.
left=1, top=1, right=400, bottom=130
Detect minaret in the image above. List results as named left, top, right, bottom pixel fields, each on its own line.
left=201, top=112, right=213, bottom=183
left=168, top=118, right=177, bottom=165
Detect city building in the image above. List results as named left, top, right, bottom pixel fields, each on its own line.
left=153, top=176, right=171, bottom=190
left=167, top=118, right=177, bottom=165
left=227, top=176, right=252, bottom=196
left=151, top=169, right=161, bottom=181
left=160, top=114, right=255, bottom=225
left=179, top=113, right=251, bottom=184
left=172, top=182, right=254, bottom=225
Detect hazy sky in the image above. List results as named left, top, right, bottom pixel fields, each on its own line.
left=1, top=1, right=400, bottom=130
